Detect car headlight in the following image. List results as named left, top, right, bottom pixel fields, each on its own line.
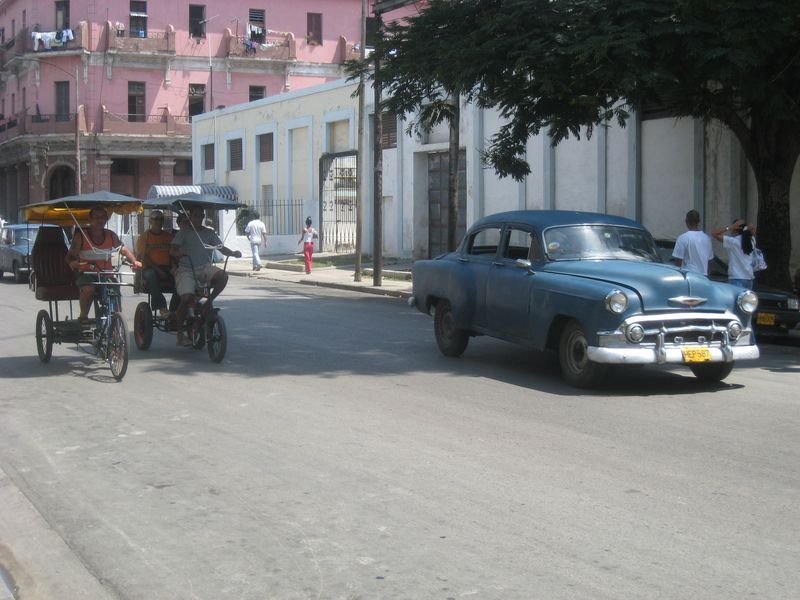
left=788, top=297, right=799, bottom=311
left=605, top=290, right=628, bottom=314
left=737, top=290, right=758, bottom=314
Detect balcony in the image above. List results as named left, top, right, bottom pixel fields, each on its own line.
left=226, top=31, right=296, bottom=61
left=0, top=109, right=80, bottom=144
left=2, top=23, right=89, bottom=63
left=106, top=22, right=175, bottom=54
left=101, top=107, right=190, bottom=136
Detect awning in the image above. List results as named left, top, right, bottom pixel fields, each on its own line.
left=147, top=184, right=238, bottom=203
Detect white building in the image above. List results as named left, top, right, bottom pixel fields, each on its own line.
left=192, top=79, right=800, bottom=273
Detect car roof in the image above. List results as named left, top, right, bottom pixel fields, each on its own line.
left=472, top=210, right=646, bottom=230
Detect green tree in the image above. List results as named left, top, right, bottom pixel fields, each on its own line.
left=363, top=0, right=800, bottom=290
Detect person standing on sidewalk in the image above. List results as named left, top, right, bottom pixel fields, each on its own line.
left=297, top=216, right=318, bottom=274
left=244, top=212, right=268, bottom=271
left=712, top=218, right=755, bottom=289
left=672, top=209, right=714, bottom=275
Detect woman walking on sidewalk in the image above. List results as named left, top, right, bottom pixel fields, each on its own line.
left=298, top=217, right=318, bottom=274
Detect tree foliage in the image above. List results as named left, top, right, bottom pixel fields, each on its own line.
left=353, top=0, right=800, bottom=289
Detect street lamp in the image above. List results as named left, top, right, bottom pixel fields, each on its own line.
left=27, top=58, right=82, bottom=194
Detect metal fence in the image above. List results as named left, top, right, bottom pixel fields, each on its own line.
left=255, top=199, right=304, bottom=236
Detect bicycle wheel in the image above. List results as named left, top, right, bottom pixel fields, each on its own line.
left=108, top=312, right=129, bottom=381
left=207, top=313, right=227, bottom=363
left=35, top=309, right=54, bottom=363
left=134, top=302, right=153, bottom=351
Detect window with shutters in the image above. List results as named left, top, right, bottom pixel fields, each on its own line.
left=306, top=13, right=322, bottom=45
left=228, top=138, right=243, bottom=171
left=203, top=143, right=214, bottom=170
left=249, top=86, right=266, bottom=102
left=372, top=111, right=397, bottom=148
left=248, top=9, right=265, bottom=43
left=258, top=133, right=274, bottom=163
left=129, top=1, right=147, bottom=37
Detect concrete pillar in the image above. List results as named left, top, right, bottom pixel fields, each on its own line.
left=96, top=159, right=113, bottom=191
left=159, top=159, right=176, bottom=185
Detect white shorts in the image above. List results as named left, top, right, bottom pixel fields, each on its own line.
left=175, top=264, right=222, bottom=296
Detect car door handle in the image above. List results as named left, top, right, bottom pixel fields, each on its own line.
left=492, top=261, right=504, bottom=267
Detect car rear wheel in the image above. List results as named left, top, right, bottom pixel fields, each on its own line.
left=689, top=362, right=734, bottom=383
left=434, top=300, right=469, bottom=357
left=559, top=320, right=606, bottom=388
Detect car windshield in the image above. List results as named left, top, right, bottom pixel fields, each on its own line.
left=14, top=227, right=39, bottom=247
left=544, top=225, right=660, bottom=262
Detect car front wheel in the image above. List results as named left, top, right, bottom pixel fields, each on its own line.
left=559, top=319, right=607, bottom=388
left=434, top=300, right=469, bottom=357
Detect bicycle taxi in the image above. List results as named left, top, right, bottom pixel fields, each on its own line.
left=133, top=192, right=242, bottom=363
left=23, top=192, right=143, bottom=381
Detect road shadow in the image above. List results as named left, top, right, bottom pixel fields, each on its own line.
left=12, top=280, right=798, bottom=395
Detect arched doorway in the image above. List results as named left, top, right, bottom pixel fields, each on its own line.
left=48, top=166, right=76, bottom=199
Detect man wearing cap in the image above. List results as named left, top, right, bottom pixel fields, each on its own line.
left=136, top=210, right=174, bottom=317
left=170, top=206, right=241, bottom=346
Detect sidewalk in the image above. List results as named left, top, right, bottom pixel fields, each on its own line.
left=225, top=254, right=413, bottom=299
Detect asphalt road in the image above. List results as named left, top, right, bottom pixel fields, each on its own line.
left=1, top=275, right=799, bottom=600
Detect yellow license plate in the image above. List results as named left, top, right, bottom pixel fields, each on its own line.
left=682, top=347, right=712, bottom=363
left=756, top=312, right=776, bottom=326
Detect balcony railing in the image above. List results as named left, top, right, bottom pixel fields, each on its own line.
left=226, top=31, right=296, bottom=60
left=3, top=23, right=89, bottom=61
left=106, top=22, right=175, bottom=54
left=0, top=110, right=78, bottom=143
left=101, top=106, right=190, bottom=135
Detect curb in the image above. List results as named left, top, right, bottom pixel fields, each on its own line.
left=296, top=278, right=411, bottom=299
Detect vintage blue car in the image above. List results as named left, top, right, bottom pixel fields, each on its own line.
left=410, top=210, right=760, bottom=388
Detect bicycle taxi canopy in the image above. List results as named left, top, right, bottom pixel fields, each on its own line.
left=22, top=191, right=144, bottom=226
left=143, top=191, right=243, bottom=211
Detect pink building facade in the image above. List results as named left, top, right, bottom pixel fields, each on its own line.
left=0, top=0, right=362, bottom=221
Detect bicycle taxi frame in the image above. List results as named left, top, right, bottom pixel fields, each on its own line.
left=133, top=193, right=243, bottom=363
left=23, top=192, right=143, bottom=381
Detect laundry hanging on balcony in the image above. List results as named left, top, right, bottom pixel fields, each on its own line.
left=32, top=29, right=74, bottom=50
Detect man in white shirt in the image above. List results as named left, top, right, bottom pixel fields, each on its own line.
left=672, top=209, right=714, bottom=275
left=244, top=212, right=268, bottom=271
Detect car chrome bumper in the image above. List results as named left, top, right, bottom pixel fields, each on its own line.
left=588, top=344, right=759, bottom=365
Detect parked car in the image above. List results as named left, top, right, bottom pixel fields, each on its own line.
left=410, top=210, right=760, bottom=388
left=654, top=239, right=800, bottom=335
left=0, top=223, right=42, bottom=283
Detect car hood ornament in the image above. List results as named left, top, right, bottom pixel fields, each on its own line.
left=669, top=295, right=707, bottom=307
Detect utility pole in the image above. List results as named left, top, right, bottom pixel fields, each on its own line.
left=354, top=0, right=367, bottom=282
left=372, top=19, right=383, bottom=287
left=75, top=65, right=81, bottom=194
